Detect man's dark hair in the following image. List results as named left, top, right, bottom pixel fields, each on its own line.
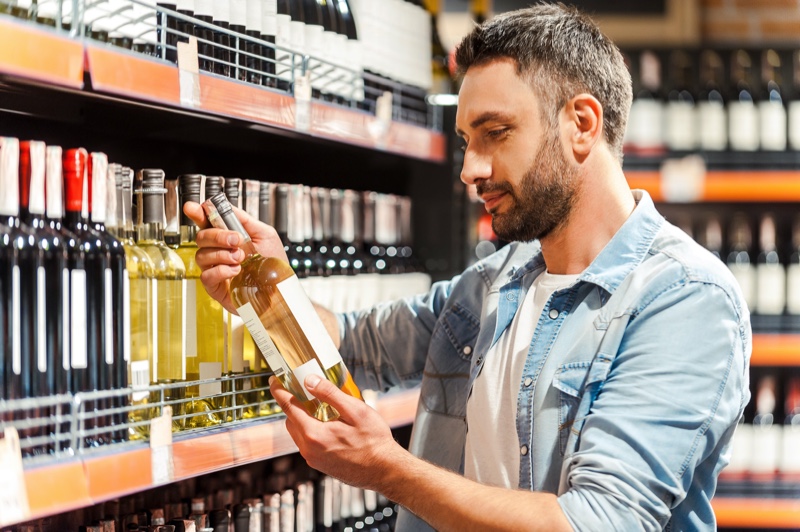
left=454, top=3, right=632, bottom=161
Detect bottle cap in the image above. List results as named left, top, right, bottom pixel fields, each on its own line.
left=63, top=147, right=88, bottom=214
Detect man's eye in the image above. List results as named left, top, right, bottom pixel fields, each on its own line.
left=487, top=128, right=507, bottom=138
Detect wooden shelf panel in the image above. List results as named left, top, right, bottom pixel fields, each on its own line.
left=0, top=17, right=84, bottom=89
left=713, top=497, right=800, bottom=528
left=627, top=170, right=800, bottom=202
left=752, top=334, right=800, bottom=366
left=17, top=388, right=420, bottom=525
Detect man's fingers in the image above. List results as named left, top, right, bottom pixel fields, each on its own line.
left=196, top=227, right=242, bottom=250
left=183, top=201, right=210, bottom=229
left=195, top=247, right=245, bottom=270
left=304, top=375, right=362, bottom=421
left=270, top=376, right=314, bottom=422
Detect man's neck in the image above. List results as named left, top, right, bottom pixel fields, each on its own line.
left=539, top=160, right=635, bottom=275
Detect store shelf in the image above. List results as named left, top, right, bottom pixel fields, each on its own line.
left=0, top=17, right=84, bottom=89
left=751, top=334, right=800, bottom=366
left=13, top=387, right=420, bottom=526
left=626, top=170, right=800, bottom=203
left=713, top=497, right=800, bottom=528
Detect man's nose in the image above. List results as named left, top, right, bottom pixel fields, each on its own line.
left=460, top=149, right=491, bottom=185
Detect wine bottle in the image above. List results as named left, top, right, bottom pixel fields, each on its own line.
left=626, top=50, right=666, bottom=154
left=176, top=174, right=224, bottom=429
left=63, top=148, right=109, bottom=447
left=204, top=192, right=362, bottom=421
left=245, top=0, right=264, bottom=85
left=229, top=0, right=248, bottom=82
left=759, top=49, right=788, bottom=151
left=697, top=216, right=724, bottom=261
left=165, top=177, right=181, bottom=248
left=726, top=214, right=756, bottom=310
left=789, top=50, right=800, bottom=151
left=697, top=50, right=728, bottom=151
left=398, top=195, right=430, bottom=297
left=728, top=49, right=759, bottom=151
left=88, top=152, right=129, bottom=442
left=175, top=0, right=196, bottom=48
left=193, top=0, right=217, bottom=73
left=157, top=1, right=179, bottom=62
left=750, top=374, right=782, bottom=479
left=664, top=50, right=697, bottom=151
left=135, top=169, right=187, bottom=430
left=336, top=0, right=364, bottom=103
left=425, top=0, right=451, bottom=95
left=780, top=376, right=800, bottom=478
left=261, top=0, right=278, bottom=87
left=212, top=0, right=233, bottom=78
left=274, top=0, right=296, bottom=89
left=111, top=166, right=156, bottom=441
left=19, top=140, right=69, bottom=452
left=755, top=213, right=786, bottom=316
left=787, top=216, right=800, bottom=316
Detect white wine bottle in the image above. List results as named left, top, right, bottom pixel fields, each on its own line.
left=203, top=192, right=361, bottom=421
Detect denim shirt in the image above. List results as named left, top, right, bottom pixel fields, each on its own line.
left=338, top=190, right=751, bottom=532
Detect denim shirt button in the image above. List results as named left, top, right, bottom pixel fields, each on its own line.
left=463, top=346, right=472, bottom=355
left=523, top=377, right=533, bottom=387
left=506, top=292, right=517, bottom=301
left=548, top=308, right=559, bottom=319
left=520, top=445, right=529, bottom=456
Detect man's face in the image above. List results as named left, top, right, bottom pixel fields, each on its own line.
left=456, top=59, right=580, bottom=242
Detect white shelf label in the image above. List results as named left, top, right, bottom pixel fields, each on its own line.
left=0, top=428, right=30, bottom=527
left=150, top=405, right=175, bottom=485
left=177, top=36, right=201, bottom=107
left=295, top=72, right=312, bottom=132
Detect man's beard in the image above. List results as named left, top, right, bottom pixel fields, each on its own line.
left=478, top=134, right=580, bottom=242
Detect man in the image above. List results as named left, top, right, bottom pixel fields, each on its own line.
left=187, top=4, right=751, bottom=530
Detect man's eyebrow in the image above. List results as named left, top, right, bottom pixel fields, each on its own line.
left=455, top=111, right=514, bottom=137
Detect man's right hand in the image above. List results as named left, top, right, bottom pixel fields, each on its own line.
left=184, top=201, right=288, bottom=314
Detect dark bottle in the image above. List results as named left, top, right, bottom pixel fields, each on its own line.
left=230, top=0, right=249, bottom=82
left=758, top=49, right=787, bottom=151
left=193, top=0, right=217, bottom=73
left=224, top=177, right=243, bottom=209
left=755, top=213, right=786, bottom=316
left=788, top=216, right=800, bottom=316
left=63, top=148, right=107, bottom=447
left=258, top=181, right=272, bottom=225
left=626, top=50, right=665, bottom=154
left=728, top=49, right=759, bottom=151
left=165, top=177, right=181, bottom=248
left=697, top=50, right=728, bottom=151
left=726, top=214, right=756, bottom=311
left=750, top=374, right=781, bottom=478
left=697, top=216, right=724, bottom=261
left=212, top=0, right=233, bottom=77
left=780, top=376, right=800, bottom=477
left=790, top=50, right=800, bottom=150
left=208, top=509, right=231, bottom=532
left=664, top=50, right=697, bottom=151
left=273, top=183, right=293, bottom=264
left=261, top=0, right=278, bottom=87
left=205, top=175, right=225, bottom=198
left=88, top=152, right=130, bottom=442
left=19, top=141, right=69, bottom=452
left=156, top=1, right=179, bottom=62
left=175, top=0, right=196, bottom=47
left=245, top=0, right=264, bottom=85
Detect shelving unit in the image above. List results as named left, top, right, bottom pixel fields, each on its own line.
left=713, top=498, right=800, bottom=529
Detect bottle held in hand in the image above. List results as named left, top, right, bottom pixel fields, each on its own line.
left=203, top=192, right=360, bottom=421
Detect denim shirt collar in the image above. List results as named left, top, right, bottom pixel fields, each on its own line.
left=507, top=190, right=663, bottom=297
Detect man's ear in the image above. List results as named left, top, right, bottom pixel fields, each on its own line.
left=562, top=93, right=603, bottom=161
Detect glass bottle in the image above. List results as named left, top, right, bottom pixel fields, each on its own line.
left=728, top=49, right=759, bottom=151
left=727, top=214, right=756, bottom=310
left=696, top=50, right=727, bottom=151
left=664, top=50, right=697, bottom=151
left=758, top=49, right=787, bottom=151
left=755, top=213, right=786, bottom=316
left=204, top=192, right=362, bottom=421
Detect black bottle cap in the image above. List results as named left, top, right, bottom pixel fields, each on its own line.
left=206, top=176, right=224, bottom=198
left=179, top=174, right=203, bottom=227
left=225, top=177, right=242, bottom=208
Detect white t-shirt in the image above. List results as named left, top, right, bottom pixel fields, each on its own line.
left=464, top=270, right=580, bottom=488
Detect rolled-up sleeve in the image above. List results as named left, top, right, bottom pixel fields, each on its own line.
left=337, top=277, right=457, bottom=392
left=557, top=280, right=751, bottom=530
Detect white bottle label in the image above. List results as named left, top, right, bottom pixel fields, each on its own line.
left=293, top=359, right=326, bottom=400
left=70, top=269, right=88, bottom=369
left=237, top=301, right=289, bottom=379
left=199, top=362, right=223, bottom=398
left=629, top=98, right=664, bottom=149
left=123, top=272, right=131, bottom=362
left=230, top=313, right=245, bottom=373
left=728, top=101, right=759, bottom=151
left=12, top=266, right=21, bottom=376
left=756, top=263, right=786, bottom=315
left=276, top=274, right=343, bottom=370
left=726, top=423, right=753, bottom=474
left=780, top=424, right=800, bottom=473
left=105, top=268, right=114, bottom=365
left=697, top=101, right=727, bottom=150
left=787, top=263, right=800, bottom=314
left=131, top=359, right=150, bottom=402
left=665, top=101, right=697, bottom=151
left=750, top=425, right=782, bottom=474
left=36, top=266, right=46, bottom=373
left=185, top=281, right=197, bottom=358
left=730, top=263, right=756, bottom=308
left=788, top=101, right=800, bottom=150
left=62, top=268, right=70, bottom=371
left=758, top=100, right=787, bottom=151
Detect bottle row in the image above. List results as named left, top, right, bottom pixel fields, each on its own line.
left=675, top=210, right=800, bottom=321
left=623, top=47, right=800, bottom=153
left=723, top=370, right=800, bottom=482
left=0, top=0, right=435, bottom=122
left=6, top=456, right=399, bottom=531
left=0, top=135, right=429, bottom=454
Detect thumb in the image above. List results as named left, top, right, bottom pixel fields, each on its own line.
left=305, top=374, right=361, bottom=421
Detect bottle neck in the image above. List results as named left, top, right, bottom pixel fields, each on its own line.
left=138, top=222, right=165, bottom=242
left=180, top=224, right=198, bottom=244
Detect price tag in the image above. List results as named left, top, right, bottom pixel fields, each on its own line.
left=295, top=72, right=312, bottom=132
left=150, top=406, right=175, bottom=485
left=0, top=428, right=30, bottom=527
left=368, top=91, right=393, bottom=149
left=659, top=155, right=706, bottom=203
left=178, top=36, right=201, bottom=107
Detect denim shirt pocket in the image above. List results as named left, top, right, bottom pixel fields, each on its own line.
left=553, top=355, right=614, bottom=455
left=420, top=303, right=480, bottom=419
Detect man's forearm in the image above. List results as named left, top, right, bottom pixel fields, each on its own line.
left=374, top=446, right=573, bottom=532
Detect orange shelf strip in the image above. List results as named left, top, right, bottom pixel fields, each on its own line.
left=83, top=447, right=153, bottom=502
left=231, top=418, right=298, bottom=465
left=86, top=44, right=181, bottom=106
left=0, top=18, right=83, bottom=88
left=199, top=73, right=295, bottom=128
left=713, top=497, right=800, bottom=528
left=173, top=430, right=234, bottom=478
left=752, top=334, right=800, bottom=366
left=25, top=460, right=91, bottom=519
left=627, top=170, right=800, bottom=202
